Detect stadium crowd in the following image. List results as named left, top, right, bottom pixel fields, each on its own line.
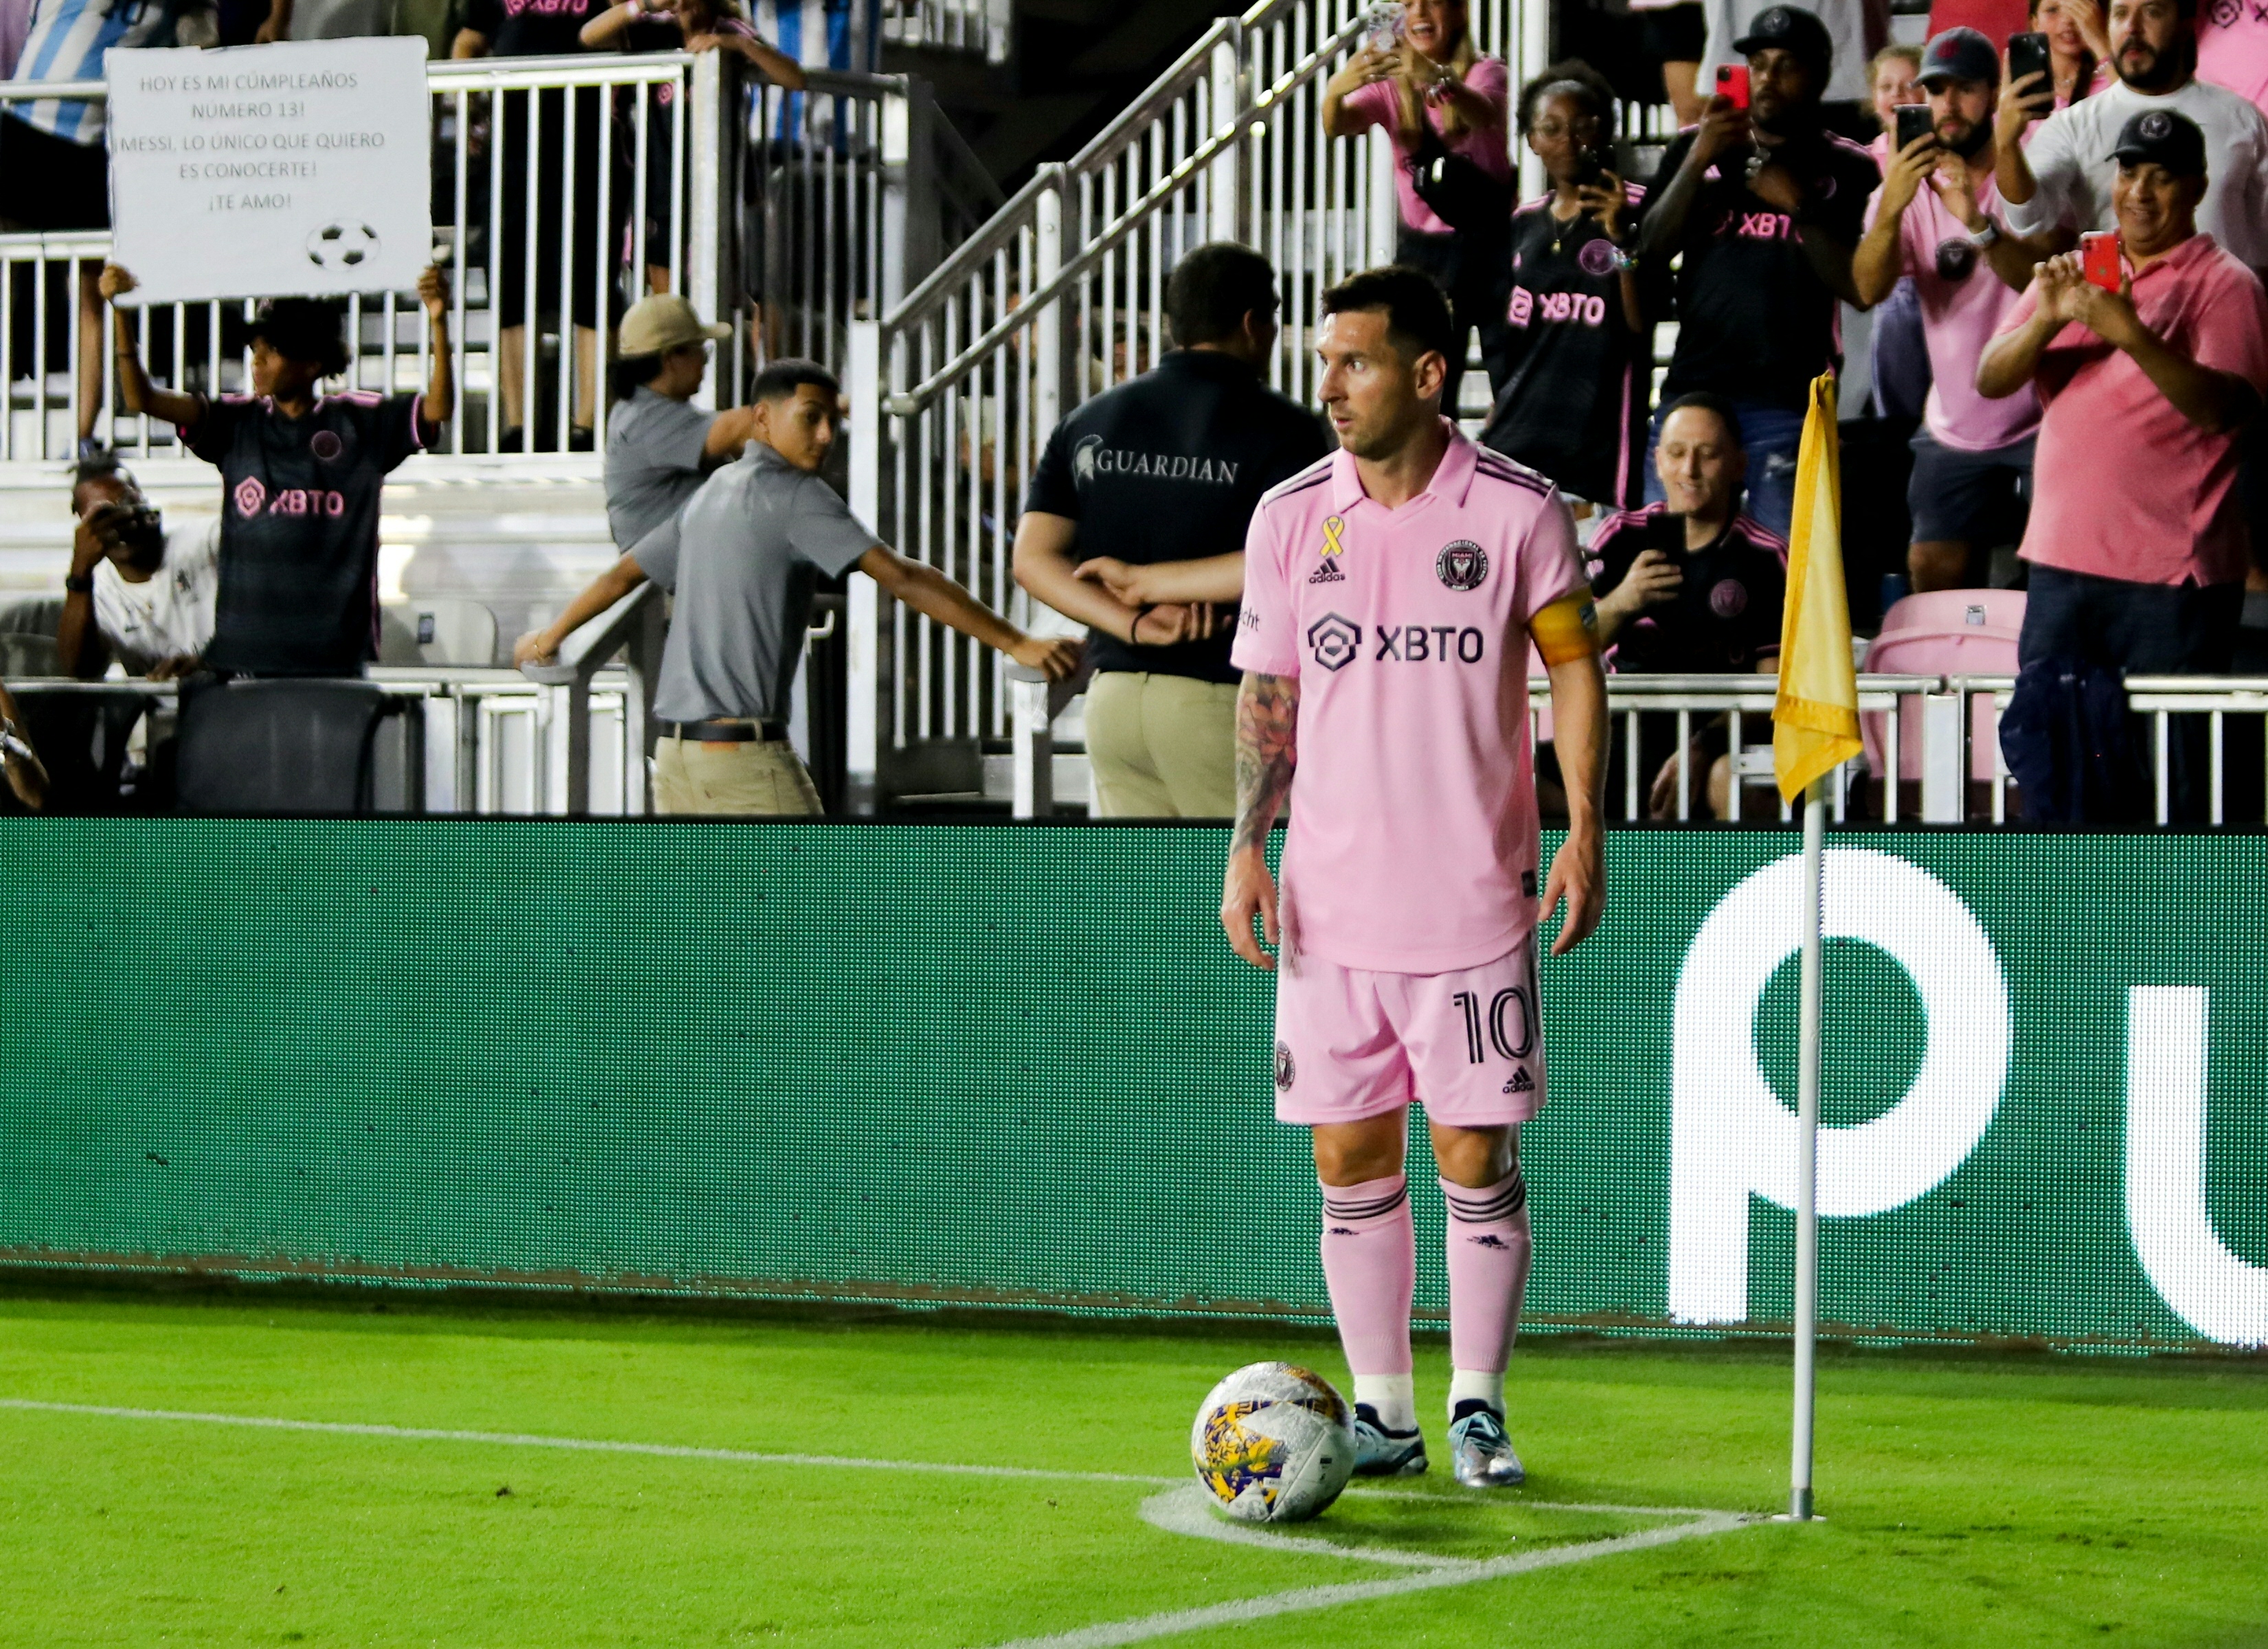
left=3, top=0, right=2267, bottom=821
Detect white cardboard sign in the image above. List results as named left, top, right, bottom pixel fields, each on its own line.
left=106, top=38, right=431, bottom=305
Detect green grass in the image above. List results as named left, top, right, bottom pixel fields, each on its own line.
left=1, top=1293, right=2265, bottom=1647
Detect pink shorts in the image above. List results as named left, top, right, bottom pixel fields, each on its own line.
left=1271, top=937, right=1547, bottom=1127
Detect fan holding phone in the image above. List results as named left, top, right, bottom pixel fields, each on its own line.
left=1631, top=4, right=1883, bottom=537
left=1976, top=105, right=2268, bottom=817
left=1852, top=27, right=2058, bottom=593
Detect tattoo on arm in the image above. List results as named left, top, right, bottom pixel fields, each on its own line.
left=1232, top=672, right=1300, bottom=854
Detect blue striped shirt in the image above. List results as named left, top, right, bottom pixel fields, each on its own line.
left=7, top=0, right=179, bottom=144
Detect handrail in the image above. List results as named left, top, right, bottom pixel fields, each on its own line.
left=879, top=5, right=1369, bottom=415
left=883, top=0, right=1315, bottom=332
left=520, top=580, right=660, bottom=686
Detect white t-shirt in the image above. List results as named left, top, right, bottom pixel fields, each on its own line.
left=1699, top=0, right=1875, bottom=106
left=2002, top=77, right=2268, bottom=269
left=93, top=516, right=219, bottom=671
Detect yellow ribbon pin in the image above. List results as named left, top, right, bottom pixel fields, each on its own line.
left=1320, top=516, right=1346, bottom=558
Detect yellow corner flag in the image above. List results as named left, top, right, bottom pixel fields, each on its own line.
left=1772, top=372, right=1863, bottom=801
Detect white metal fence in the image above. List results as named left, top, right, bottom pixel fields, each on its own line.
left=0, top=52, right=993, bottom=470
left=1002, top=669, right=2268, bottom=827
left=881, top=0, right=1013, bottom=63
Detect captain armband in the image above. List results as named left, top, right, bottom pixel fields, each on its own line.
left=1529, top=593, right=1600, bottom=666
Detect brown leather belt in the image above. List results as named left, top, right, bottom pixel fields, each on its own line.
left=666, top=719, right=788, bottom=743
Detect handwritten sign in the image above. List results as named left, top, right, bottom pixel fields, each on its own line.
left=106, top=38, right=431, bottom=305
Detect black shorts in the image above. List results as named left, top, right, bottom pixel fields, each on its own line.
left=0, top=113, right=110, bottom=231
left=1637, top=3, right=1707, bottom=64
left=493, top=85, right=606, bottom=328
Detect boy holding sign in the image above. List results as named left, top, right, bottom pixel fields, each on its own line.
left=100, top=262, right=455, bottom=677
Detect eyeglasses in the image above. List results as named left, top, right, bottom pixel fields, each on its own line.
left=1531, top=119, right=1602, bottom=141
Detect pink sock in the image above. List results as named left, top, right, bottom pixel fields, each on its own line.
left=1319, top=1172, right=1415, bottom=1379
left=1441, top=1170, right=1532, bottom=1378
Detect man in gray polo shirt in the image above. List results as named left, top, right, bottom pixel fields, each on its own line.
left=602, top=294, right=767, bottom=551
left=519, top=358, right=1081, bottom=814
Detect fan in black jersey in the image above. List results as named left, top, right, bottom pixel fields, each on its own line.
left=102, top=264, right=455, bottom=677
left=1479, top=62, right=1653, bottom=509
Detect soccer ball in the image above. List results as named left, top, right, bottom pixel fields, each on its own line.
left=1189, top=1361, right=1354, bottom=1523
left=306, top=221, right=381, bottom=271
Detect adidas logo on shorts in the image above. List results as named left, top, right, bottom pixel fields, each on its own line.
left=1501, top=1067, right=1535, bottom=1095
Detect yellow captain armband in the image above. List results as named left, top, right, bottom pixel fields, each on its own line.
left=1529, top=593, right=1600, bottom=666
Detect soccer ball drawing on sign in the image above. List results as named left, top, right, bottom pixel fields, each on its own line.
left=307, top=222, right=382, bottom=271
left=1190, top=1361, right=1354, bottom=1523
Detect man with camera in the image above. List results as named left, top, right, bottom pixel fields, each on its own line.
left=55, top=455, right=219, bottom=681
left=1855, top=27, right=2059, bottom=592
left=1636, top=4, right=1881, bottom=537
left=1978, top=109, right=2268, bottom=814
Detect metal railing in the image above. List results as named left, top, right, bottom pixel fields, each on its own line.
left=841, top=0, right=1587, bottom=806
left=4, top=663, right=648, bottom=815
left=1002, top=672, right=2268, bottom=827
left=1, top=52, right=993, bottom=473
left=882, top=0, right=1012, bottom=63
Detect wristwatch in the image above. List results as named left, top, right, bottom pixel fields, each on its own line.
left=1970, top=219, right=2001, bottom=249
left=64, top=573, right=94, bottom=594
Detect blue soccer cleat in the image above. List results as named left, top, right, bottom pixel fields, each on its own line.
left=1351, top=1402, right=1428, bottom=1477
left=1448, top=1401, right=1525, bottom=1488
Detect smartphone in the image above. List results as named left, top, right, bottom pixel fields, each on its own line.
left=2080, top=230, right=2123, bottom=291
left=1715, top=63, right=1749, bottom=110
left=1570, top=146, right=1606, bottom=188
left=1646, top=510, right=1687, bottom=558
left=1894, top=103, right=1936, bottom=152
left=2007, top=32, right=2052, bottom=100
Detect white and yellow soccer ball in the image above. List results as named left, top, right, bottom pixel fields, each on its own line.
left=1190, top=1361, right=1354, bottom=1523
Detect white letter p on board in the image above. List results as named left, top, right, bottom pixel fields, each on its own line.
left=1668, top=850, right=2010, bottom=1325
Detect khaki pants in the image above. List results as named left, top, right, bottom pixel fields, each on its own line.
left=653, top=737, right=823, bottom=816
left=1082, top=671, right=1238, bottom=819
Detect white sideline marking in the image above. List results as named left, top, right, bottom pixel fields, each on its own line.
left=988, top=1486, right=1754, bottom=1649
left=0, top=1398, right=1182, bottom=1486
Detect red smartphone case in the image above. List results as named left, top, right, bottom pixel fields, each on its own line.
left=1716, top=64, right=1750, bottom=109
left=2081, top=232, right=2122, bottom=292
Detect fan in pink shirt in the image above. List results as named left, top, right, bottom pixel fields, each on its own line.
left=1857, top=26, right=2063, bottom=591
left=1322, top=0, right=1515, bottom=414
left=1221, top=266, right=1609, bottom=1494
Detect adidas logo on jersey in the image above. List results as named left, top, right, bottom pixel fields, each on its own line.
left=1501, top=1068, right=1535, bottom=1095
left=1308, top=557, right=1346, bottom=584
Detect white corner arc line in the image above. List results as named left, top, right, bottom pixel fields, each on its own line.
left=988, top=1486, right=1756, bottom=1649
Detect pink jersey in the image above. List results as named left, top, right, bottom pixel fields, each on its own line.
left=1340, top=58, right=1512, bottom=236
left=1232, top=426, right=1586, bottom=975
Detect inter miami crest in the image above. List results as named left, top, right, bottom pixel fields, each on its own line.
left=1274, top=1042, right=1296, bottom=1091
left=1436, top=541, right=1488, bottom=591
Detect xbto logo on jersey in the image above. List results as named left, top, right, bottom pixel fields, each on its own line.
left=1307, top=613, right=1363, bottom=671
left=1436, top=540, right=1488, bottom=591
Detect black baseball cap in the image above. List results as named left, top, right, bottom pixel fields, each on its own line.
left=2109, top=107, right=2208, bottom=177
left=1732, top=5, right=1834, bottom=71
left=1918, top=27, right=1999, bottom=87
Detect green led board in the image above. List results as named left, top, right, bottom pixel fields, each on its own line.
left=0, top=821, right=2262, bottom=1352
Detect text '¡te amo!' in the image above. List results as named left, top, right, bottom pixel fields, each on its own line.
left=115, top=131, right=388, bottom=155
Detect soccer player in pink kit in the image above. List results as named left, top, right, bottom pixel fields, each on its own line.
left=1222, top=266, right=1609, bottom=1489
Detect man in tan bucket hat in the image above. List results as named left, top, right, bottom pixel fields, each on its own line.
left=602, top=294, right=768, bottom=553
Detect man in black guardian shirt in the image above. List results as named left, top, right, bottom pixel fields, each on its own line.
left=102, top=262, right=455, bottom=675
left=1012, top=242, right=1330, bottom=817
left=1634, top=4, right=1879, bottom=536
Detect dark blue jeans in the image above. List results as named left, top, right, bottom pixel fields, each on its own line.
left=1643, top=400, right=1806, bottom=540
left=2018, top=564, right=2243, bottom=822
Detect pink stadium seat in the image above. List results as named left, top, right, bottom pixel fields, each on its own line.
left=1861, top=591, right=2026, bottom=783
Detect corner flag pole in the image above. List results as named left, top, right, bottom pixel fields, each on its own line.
left=1789, top=775, right=1826, bottom=1522
left=1771, top=370, right=1860, bottom=1525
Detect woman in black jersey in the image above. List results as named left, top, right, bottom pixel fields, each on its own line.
left=1478, top=62, right=1653, bottom=510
